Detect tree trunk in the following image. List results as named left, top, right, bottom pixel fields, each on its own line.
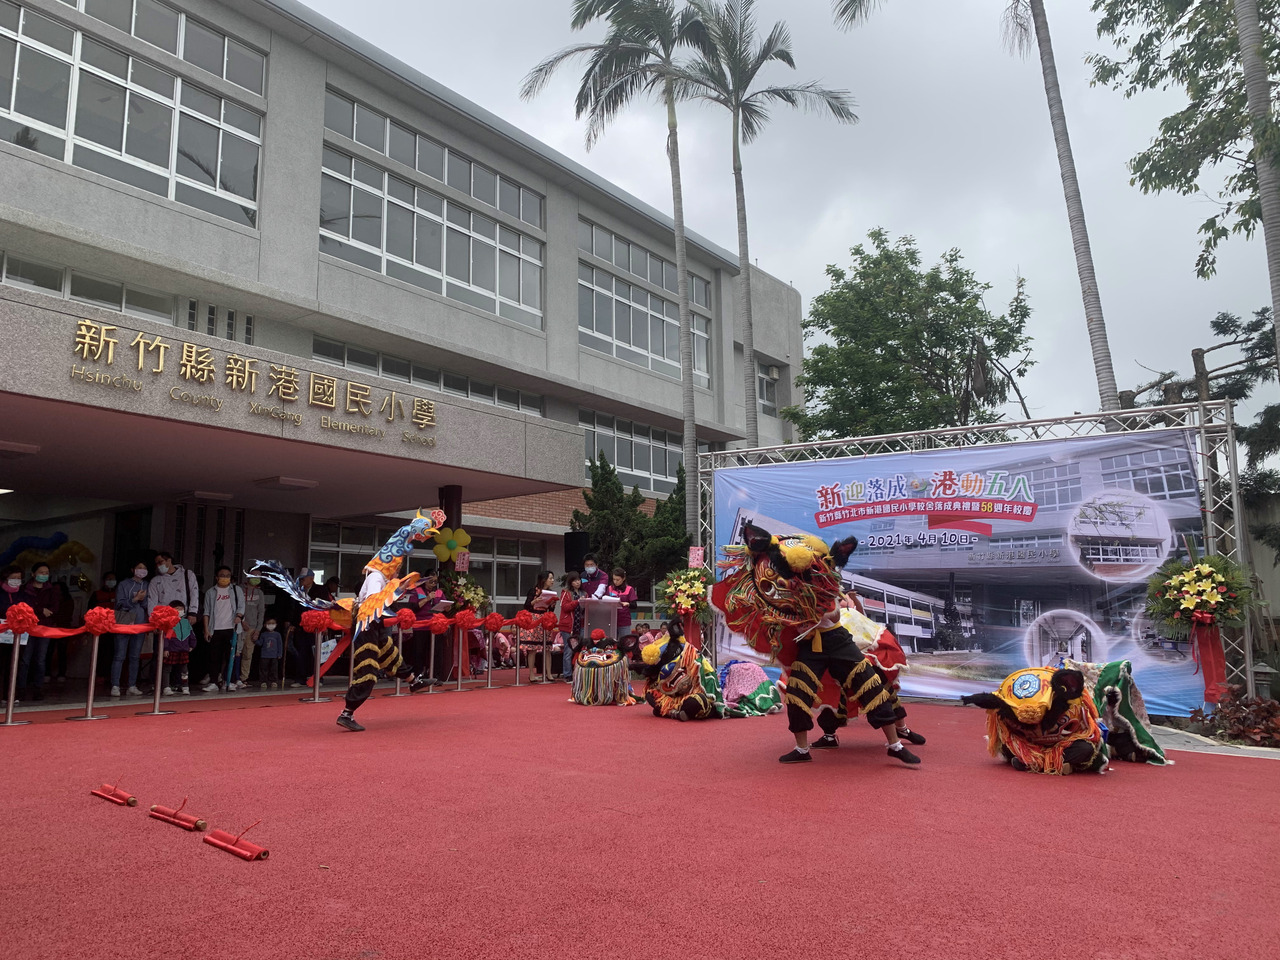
left=733, top=112, right=761, bottom=447
left=666, top=82, right=700, bottom=538
left=1029, top=0, right=1120, bottom=412
left=1231, top=0, right=1280, bottom=383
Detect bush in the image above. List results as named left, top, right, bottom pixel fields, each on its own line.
left=1190, top=686, right=1280, bottom=747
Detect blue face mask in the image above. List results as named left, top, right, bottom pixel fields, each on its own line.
left=35, top=574, right=49, bottom=583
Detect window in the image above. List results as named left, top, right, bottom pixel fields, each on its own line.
left=0, top=4, right=262, bottom=226
left=1101, top=448, right=1197, bottom=500
left=1029, top=463, right=1082, bottom=510
left=1, top=249, right=182, bottom=322
left=453, top=537, right=546, bottom=617
left=757, top=361, right=778, bottom=417
left=78, top=1, right=265, bottom=94
left=578, top=262, right=709, bottom=385
left=578, top=218, right=710, bottom=306
left=1080, top=543, right=1163, bottom=564
left=581, top=408, right=683, bottom=494
left=318, top=145, right=544, bottom=328
left=322, top=89, right=545, bottom=230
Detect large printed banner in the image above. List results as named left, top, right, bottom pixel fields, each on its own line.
left=713, top=429, right=1210, bottom=716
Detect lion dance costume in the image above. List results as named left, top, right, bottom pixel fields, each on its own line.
left=640, top=619, right=724, bottom=720
left=710, top=524, right=919, bottom=764
left=251, top=509, right=444, bottom=731
left=962, top=667, right=1107, bottom=774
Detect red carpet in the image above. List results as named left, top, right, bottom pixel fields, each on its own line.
left=1, top=687, right=1277, bottom=960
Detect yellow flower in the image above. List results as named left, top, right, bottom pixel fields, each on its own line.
left=1195, top=563, right=1213, bottom=576
left=432, top=527, right=472, bottom=563
left=1180, top=596, right=1199, bottom=610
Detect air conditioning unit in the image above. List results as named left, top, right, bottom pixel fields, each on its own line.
left=767, top=365, right=780, bottom=381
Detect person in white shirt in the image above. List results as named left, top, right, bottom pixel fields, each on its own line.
left=201, top=566, right=244, bottom=692
left=238, top=576, right=267, bottom=687
left=148, top=552, right=200, bottom=676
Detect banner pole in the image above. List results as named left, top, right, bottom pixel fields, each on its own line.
left=66, top=633, right=107, bottom=722
left=3, top=631, right=31, bottom=727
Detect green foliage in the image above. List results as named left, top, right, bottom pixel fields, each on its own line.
left=1088, top=0, right=1280, bottom=277
left=782, top=229, right=1033, bottom=440
left=1191, top=686, right=1280, bottom=742
left=1145, top=554, right=1252, bottom=639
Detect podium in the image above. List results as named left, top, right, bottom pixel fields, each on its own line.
left=581, top=597, right=621, bottom=641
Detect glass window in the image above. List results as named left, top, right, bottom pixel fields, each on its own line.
left=496, top=386, right=520, bottom=409
left=381, top=355, right=410, bottom=381
left=446, top=203, right=469, bottom=229
left=81, top=37, right=128, bottom=79
left=124, top=286, right=171, bottom=321
left=412, top=364, right=439, bottom=387
left=4, top=255, right=62, bottom=291
left=386, top=202, right=413, bottom=261
left=324, top=90, right=353, bottom=139
left=135, top=0, right=178, bottom=54
left=180, top=82, right=219, bottom=119
left=222, top=100, right=259, bottom=137
left=15, top=47, right=71, bottom=128
left=352, top=158, right=381, bottom=188
left=472, top=165, right=496, bottom=205
left=124, top=91, right=171, bottom=167
left=442, top=372, right=467, bottom=396
left=75, top=71, right=126, bottom=151
left=354, top=103, right=385, bottom=150
left=322, top=146, right=350, bottom=176
left=663, top=261, right=678, bottom=292
left=649, top=253, right=663, bottom=286
left=351, top=187, right=382, bottom=247
left=417, top=135, right=443, bottom=179
left=22, top=12, right=74, bottom=54
left=471, top=237, right=495, bottom=292
left=593, top=226, right=611, bottom=260
left=70, top=272, right=122, bottom=308
left=414, top=215, right=442, bottom=271
left=319, top=174, right=351, bottom=237
left=84, top=0, right=133, bottom=33
left=578, top=284, right=593, bottom=328
left=176, top=113, right=218, bottom=187
left=445, top=228, right=469, bottom=282
left=470, top=380, right=495, bottom=401
left=0, top=36, right=13, bottom=112
left=416, top=187, right=443, bottom=217
left=0, top=0, right=13, bottom=32
left=613, top=237, right=629, bottom=269
left=499, top=179, right=520, bottom=218
left=225, top=40, right=263, bottom=95
left=446, top=153, right=470, bottom=194
left=182, top=20, right=224, bottom=77
left=388, top=121, right=414, bottom=167
left=521, top=261, right=541, bottom=310
left=578, top=219, right=593, bottom=252
left=218, top=130, right=257, bottom=200
left=498, top=250, right=520, bottom=302
left=313, top=336, right=345, bottom=364
left=520, top=190, right=542, bottom=228
left=346, top=345, right=378, bottom=373
left=387, top=175, right=413, bottom=205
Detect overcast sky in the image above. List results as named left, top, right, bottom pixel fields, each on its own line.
left=304, top=0, right=1276, bottom=428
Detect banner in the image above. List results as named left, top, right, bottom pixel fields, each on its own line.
left=713, top=429, right=1211, bottom=716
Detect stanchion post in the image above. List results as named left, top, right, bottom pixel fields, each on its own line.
left=514, top=627, right=522, bottom=687
left=299, top=631, right=332, bottom=703
left=386, top=625, right=410, bottom=697
left=427, top=632, right=436, bottom=695
left=455, top=625, right=463, bottom=692
left=138, top=631, right=175, bottom=717
left=3, top=630, right=31, bottom=727
left=66, top=633, right=108, bottom=722
left=486, top=629, right=494, bottom=689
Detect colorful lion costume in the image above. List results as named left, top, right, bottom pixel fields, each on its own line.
left=962, top=667, right=1107, bottom=775
left=640, top=619, right=724, bottom=720
left=814, top=602, right=912, bottom=733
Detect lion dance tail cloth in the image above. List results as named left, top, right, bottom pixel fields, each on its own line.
left=641, top=622, right=724, bottom=720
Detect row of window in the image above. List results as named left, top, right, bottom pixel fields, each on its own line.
left=70, top=0, right=265, bottom=94
left=988, top=534, right=1064, bottom=549
left=0, top=247, right=258, bottom=343
left=577, top=263, right=710, bottom=386
left=578, top=218, right=711, bottom=308
left=312, top=335, right=544, bottom=415
left=757, top=361, right=777, bottom=417
left=1101, top=448, right=1197, bottom=500
left=580, top=408, right=684, bottom=495
left=0, top=2, right=261, bottom=225
left=324, top=89, right=543, bottom=230
left=1080, top=543, right=1164, bottom=563
left=319, top=145, right=544, bottom=329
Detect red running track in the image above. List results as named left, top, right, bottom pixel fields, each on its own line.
left=1, top=686, right=1277, bottom=960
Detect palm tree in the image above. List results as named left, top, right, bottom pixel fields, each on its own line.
left=1228, top=0, right=1280, bottom=382
left=521, top=0, right=709, bottom=538
left=834, top=0, right=1121, bottom=412
left=678, top=0, right=857, bottom=448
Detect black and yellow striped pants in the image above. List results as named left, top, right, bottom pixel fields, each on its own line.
left=785, top=626, right=898, bottom=733
left=343, top=623, right=413, bottom=712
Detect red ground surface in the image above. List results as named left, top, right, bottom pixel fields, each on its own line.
left=1, top=686, right=1277, bottom=960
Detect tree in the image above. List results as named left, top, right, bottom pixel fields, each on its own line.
left=617, top=465, right=692, bottom=593
left=1089, top=0, right=1280, bottom=383
left=521, top=0, right=707, bottom=536
left=677, top=0, right=857, bottom=447
left=782, top=229, right=1034, bottom=440
left=571, top=452, right=647, bottom=566
left=837, top=0, right=1120, bottom=411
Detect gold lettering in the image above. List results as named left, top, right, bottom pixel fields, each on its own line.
left=130, top=332, right=169, bottom=373
left=178, top=343, right=216, bottom=383
left=345, top=381, right=372, bottom=416
left=224, top=354, right=259, bottom=392
left=308, top=372, right=337, bottom=409
left=74, top=320, right=119, bottom=364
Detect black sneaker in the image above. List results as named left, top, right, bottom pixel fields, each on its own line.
left=812, top=733, right=839, bottom=749
left=408, top=675, right=432, bottom=693
left=336, top=713, right=365, bottom=732
left=778, top=748, right=813, bottom=764
left=888, top=745, right=921, bottom=764
left=898, top=727, right=927, bottom=745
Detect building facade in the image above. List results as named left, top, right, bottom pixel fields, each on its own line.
left=0, top=0, right=802, bottom=623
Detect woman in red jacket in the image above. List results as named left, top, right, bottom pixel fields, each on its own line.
left=558, top=571, right=583, bottom=680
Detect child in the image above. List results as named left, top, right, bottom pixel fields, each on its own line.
left=257, top=618, right=283, bottom=689
left=162, top=601, right=195, bottom=695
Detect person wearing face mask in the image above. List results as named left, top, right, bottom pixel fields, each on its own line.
left=201, top=566, right=244, bottom=692
left=1, top=565, right=27, bottom=699
left=91, top=573, right=118, bottom=611
left=110, top=561, right=151, bottom=697
left=581, top=554, right=608, bottom=599
left=15, top=563, right=59, bottom=701
left=237, top=575, right=267, bottom=688
left=148, top=550, right=200, bottom=680
left=256, top=617, right=284, bottom=689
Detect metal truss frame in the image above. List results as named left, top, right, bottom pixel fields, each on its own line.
left=698, top=402, right=1253, bottom=695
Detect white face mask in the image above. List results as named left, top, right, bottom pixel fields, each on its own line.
left=134, top=568, right=148, bottom=579
left=584, top=566, right=596, bottom=575
left=5, top=578, right=20, bottom=589
left=156, top=564, right=170, bottom=575
left=265, top=623, right=277, bottom=631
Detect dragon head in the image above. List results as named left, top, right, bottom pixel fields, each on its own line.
left=407, top=508, right=446, bottom=543
left=738, top=523, right=857, bottom=621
